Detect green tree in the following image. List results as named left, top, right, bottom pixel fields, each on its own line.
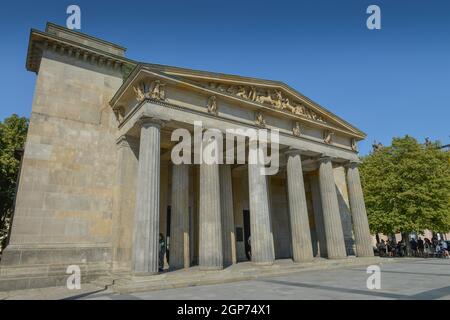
left=0, top=114, right=28, bottom=253
left=360, top=135, right=450, bottom=238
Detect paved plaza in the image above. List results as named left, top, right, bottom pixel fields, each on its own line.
left=1, top=258, right=449, bottom=300
left=74, top=258, right=449, bottom=300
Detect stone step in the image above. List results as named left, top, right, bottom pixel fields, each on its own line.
left=90, top=277, right=115, bottom=288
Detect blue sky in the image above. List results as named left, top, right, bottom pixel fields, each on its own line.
left=0, top=0, right=449, bottom=155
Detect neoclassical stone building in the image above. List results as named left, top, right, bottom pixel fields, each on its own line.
left=0, top=23, right=373, bottom=290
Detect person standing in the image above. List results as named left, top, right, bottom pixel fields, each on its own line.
left=424, top=238, right=432, bottom=258
left=378, top=240, right=386, bottom=257
left=417, top=237, right=424, bottom=257
left=440, top=240, right=449, bottom=258
left=247, top=235, right=252, bottom=260
left=159, top=233, right=166, bottom=272
left=410, top=238, right=418, bottom=257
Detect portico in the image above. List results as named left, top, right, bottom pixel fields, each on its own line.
left=110, top=65, right=374, bottom=275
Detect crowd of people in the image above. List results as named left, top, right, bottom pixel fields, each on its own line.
left=377, top=236, right=449, bottom=258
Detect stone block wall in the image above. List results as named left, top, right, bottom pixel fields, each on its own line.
left=0, top=46, right=123, bottom=290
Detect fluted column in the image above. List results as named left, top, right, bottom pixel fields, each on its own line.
left=160, top=161, right=169, bottom=269
left=112, top=135, right=136, bottom=271
left=248, top=142, right=275, bottom=265
left=318, top=156, right=347, bottom=259
left=170, top=164, right=190, bottom=269
left=310, top=175, right=327, bottom=257
left=346, top=162, right=374, bottom=257
left=159, top=161, right=169, bottom=238
left=286, top=150, right=314, bottom=262
left=199, top=138, right=223, bottom=270
left=220, top=165, right=236, bottom=267
left=132, top=117, right=164, bottom=275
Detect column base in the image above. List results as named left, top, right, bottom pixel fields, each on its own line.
left=327, top=256, right=348, bottom=260
left=292, top=258, right=314, bottom=264
left=252, top=261, right=274, bottom=266
left=199, top=265, right=223, bottom=271
left=131, top=271, right=159, bottom=278
left=356, top=253, right=374, bottom=258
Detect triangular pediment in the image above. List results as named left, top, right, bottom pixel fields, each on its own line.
left=112, top=64, right=366, bottom=139
left=142, top=66, right=365, bottom=139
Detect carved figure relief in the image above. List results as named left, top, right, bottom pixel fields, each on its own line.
left=207, top=96, right=218, bottom=115
left=256, top=90, right=274, bottom=105
left=133, top=85, right=145, bottom=103
left=324, top=130, right=334, bottom=144
left=133, top=80, right=167, bottom=102
left=293, top=122, right=301, bottom=137
left=273, top=90, right=283, bottom=109
left=351, top=138, right=358, bottom=152
left=150, top=80, right=166, bottom=101
left=255, top=112, right=266, bottom=128
left=205, top=82, right=326, bottom=123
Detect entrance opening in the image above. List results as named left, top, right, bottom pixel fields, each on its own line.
left=243, top=209, right=251, bottom=261
left=166, top=206, right=171, bottom=264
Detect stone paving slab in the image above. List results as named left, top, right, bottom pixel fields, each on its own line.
left=0, top=257, right=386, bottom=299
left=0, top=283, right=105, bottom=300
left=84, top=258, right=450, bottom=300
left=3, top=258, right=450, bottom=300
left=111, top=257, right=388, bottom=293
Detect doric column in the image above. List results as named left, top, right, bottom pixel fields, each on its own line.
left=159, top=161, right=169, bottom=238
left=199, top=138, right=223, bottom=270
left=132, top=117, right=164, bottom=275
left=248, top=142, right=275, bottom=265
left=112, top=135, right=137, bottom=271
left=286, top=150, right=314, bottom=262
left=220, top=164, right=236, bottom=267
left=318, top=156, right=347, bottom=259
left=170, top=164, right=190, bottom=269
left=310, top=174, right=327, bottom=257
left=346, top=162, right=374, bottom=257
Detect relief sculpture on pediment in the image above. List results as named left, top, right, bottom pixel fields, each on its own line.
left=150, top=80, right=166, bottom=101
left=207, top=96, right=218, bottom=115
left=255, top=112, right=266, bottom=128
left=133, top=85, right=145, bottom=103
left=206, top=82, right=326, bottom=123
left=133, top=80, right=167, bottom=102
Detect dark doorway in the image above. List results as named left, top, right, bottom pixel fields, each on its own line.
left=243, top=210, right=251, bottom=261
left=166, top=206, right=171, bottom=263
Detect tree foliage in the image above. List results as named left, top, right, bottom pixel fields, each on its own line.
left=360, top=135, right=450, bottom=236
left=0, top=114, right=28, bottom=252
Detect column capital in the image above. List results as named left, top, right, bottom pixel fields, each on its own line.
left=137, top=115, right=166, bottom=129
left=318, top=155, right=333, bottom=164
left=284, top=148, right=309, bottom=157
left=344, top=160, right=362, bottom=169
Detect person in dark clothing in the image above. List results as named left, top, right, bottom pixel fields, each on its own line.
left=417, top=237, right=424, bottom=257
left=396, top=241, right=405, bottom=257
left=410, top=238, right=418, bottom=256
left=159, top=233, right=166, bottom=272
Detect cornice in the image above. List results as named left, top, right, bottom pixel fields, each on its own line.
left=26, top=29, right=137, bottom=77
